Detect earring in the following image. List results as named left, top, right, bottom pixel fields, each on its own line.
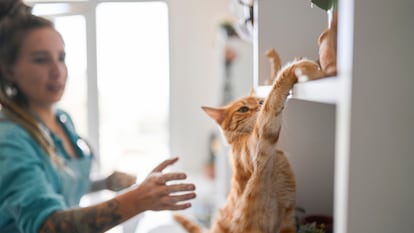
left=5, top=82, right=17, bottom=97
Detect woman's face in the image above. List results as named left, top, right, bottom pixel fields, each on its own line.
left=10, top=27, right=67, bottom=109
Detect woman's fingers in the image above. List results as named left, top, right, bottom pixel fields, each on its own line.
left=168, top=192, right=196, bottom=203
left=149, top=174, right=196, bottom=198
left=167, top=183, right=195, bottom=193
left=148, top=172, right=186, bottom=185
left=151, top=157, right=179, bottom=173
left=163, top=172, right=187, bottom=183
left=137, top=157, right=197, bottom=211
left=169, top=202, right=193, bottom=210
left=151, top=176, right=195, bottom=195
left=161, top=192, right=196, bottom=210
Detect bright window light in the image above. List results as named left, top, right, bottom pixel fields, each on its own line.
left=54, top=15, right=88, bottom=138
left=96, top=2, right=170, bottom=178
left=32, top=3, right=71, bottom=16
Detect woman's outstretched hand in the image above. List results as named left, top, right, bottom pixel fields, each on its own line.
left=131, top=157, right=196, bottom=211
left=39, top=157, right=196, bottom=233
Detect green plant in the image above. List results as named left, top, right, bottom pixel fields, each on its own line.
left=310, top=0, right=337, bottom=11
left=298, top=222, right=326, bottom=233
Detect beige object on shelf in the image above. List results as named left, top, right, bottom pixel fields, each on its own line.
left=318, top=11, right=337, bottom=76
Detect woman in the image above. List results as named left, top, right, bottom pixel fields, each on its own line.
left=0, top=1, right=196, bottom=232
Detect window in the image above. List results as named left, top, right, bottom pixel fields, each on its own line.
left=54, top=15, right=88, bottom=138
left=96, top=2, right=170, bottom=177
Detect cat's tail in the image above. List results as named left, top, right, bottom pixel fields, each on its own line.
left=173, top=214, right=206, bottom=233
left=265, top=48, right=282, bottom=85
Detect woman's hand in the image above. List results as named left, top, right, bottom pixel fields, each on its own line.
left=106, top=171, right=137, bottom=191
left=39, top=157, right=196, bottom=233
left=130, top=157, right=196, bottom=211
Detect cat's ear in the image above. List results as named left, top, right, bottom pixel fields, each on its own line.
left=202, top=106, right=225, bottom=125
left=249, top=87, right=255, bottom=97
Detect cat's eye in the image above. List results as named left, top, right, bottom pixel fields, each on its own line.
left=238, top=106, right=249, bottom=113
left=259, top=99, right=264, bottom=105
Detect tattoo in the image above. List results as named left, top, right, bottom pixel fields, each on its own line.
left=39, top=199, right=123, bottom=233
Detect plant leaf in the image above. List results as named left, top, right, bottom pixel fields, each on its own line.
left=310, top=0, right=333, bottom=11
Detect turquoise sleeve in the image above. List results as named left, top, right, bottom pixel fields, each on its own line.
left=0, top=122, right=67, bottom=233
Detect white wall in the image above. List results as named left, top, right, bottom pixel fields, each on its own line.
left=279, top=99, right=336, bottom=216
left=167, top=0, right=233, bottom=174
left=342, top=1, right=414, bottom=232
left=257, top=0, right=326, bottom=85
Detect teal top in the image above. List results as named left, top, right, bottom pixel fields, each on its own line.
left=0, top=109, right=93, bottom=233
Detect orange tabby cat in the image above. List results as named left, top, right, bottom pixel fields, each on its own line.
left=175, top=52, right=325, bottom=233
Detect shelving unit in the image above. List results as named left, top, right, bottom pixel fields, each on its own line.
left=292, top=76, right=339, bottom=104
left=255, top=76, right=339, bottom=104
left=254, top=1, right=414, bottom=233
left=254, top=0, right=336, bottom=219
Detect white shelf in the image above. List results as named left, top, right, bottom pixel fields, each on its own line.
left=254, top=76, right=339, bottom=104
left=292, top=76, right=338, bottom=104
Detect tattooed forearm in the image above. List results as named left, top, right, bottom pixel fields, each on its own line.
left=39, top=199, right=123, bottom=233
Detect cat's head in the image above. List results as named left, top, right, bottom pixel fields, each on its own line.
left=202, top=91, right=264, bottom=143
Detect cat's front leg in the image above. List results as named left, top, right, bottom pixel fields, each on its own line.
left=249, top=132, right=280, bottom=171
left=290, top=59, right=326, bottom=82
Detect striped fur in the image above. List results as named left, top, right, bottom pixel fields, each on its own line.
left=175, top=54, right=325, bottom=233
